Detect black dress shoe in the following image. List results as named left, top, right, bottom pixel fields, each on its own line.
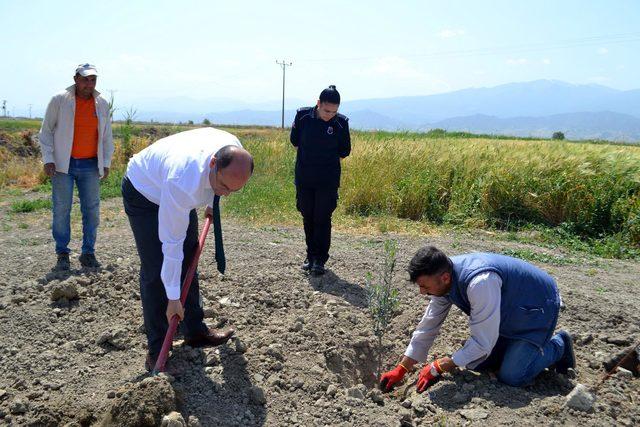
left=145, top=353, right=178, bottom=374
left=302, top=258, right=312, bottom=271
left=184, top=327, right=235, bottom=348
left=310, top=260, right=326, bottom=276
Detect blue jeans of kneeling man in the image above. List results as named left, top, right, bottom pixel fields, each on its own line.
left=474, top=333, right=566, bottom=386
left=51, top=157, right=100, bottom=255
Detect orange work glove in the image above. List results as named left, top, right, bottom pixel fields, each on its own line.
left=416, top=359, right=443, bottom=393
left=379, top=364, right=408, bottom=392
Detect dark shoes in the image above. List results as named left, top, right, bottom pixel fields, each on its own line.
left=310, top=260, right=326, bottom=276
left=184, top=327, right=235, bottom=348
left=54, top=253, right=70, bottom=271
left=302, top=258, right=312, bottom=271
left=555, top=330, right=576, bottom=374
left=79, top=253, right=101, bottom=268
left=54, top=253, right=100, bottom=271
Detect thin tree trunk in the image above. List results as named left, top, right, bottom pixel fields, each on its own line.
left=377, top=334, right=383, bottom=381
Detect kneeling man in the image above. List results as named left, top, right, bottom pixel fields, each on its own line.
left=381, top=246, right=575, bottom=392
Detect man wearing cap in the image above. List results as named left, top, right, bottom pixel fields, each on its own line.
left=121, top=127, right=254, bottom=371
left=39, top=64, right=114, bottom=270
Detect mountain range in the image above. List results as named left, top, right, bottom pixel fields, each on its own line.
left=127, top=80, right=640, bottom=142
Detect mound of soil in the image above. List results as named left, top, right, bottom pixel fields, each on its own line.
left=102, top=376, right=176, bottom=426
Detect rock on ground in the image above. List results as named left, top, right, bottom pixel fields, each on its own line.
left=50, top=280, right=79, bottom=301
left=161, top=411, right=186, bottom=427
left=565, top=384, right=596, bottom=412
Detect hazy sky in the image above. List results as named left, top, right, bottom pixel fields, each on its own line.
left=1, top=0, right=639, bottom=116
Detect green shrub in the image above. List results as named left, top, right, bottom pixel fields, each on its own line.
left=552, top=131, right=565, bottom=140
left=10, top=198, right=52, bottom=213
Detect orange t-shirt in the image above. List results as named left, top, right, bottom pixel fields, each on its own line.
left=71, top=97, right=99, bottom=159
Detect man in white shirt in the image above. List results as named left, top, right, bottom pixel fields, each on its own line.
left=121, top=127, right=253, bottom=371
left=380, top=246, right=575, bottom=392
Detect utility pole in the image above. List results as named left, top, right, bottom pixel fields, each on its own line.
left=276, top=60, right=292, bottom=129
left=28, top=104, right=32, bottom=119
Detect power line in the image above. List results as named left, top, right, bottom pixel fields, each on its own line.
left=296, top=31, right=640, bottom=63
left=276, top=60, right=292, bottom=129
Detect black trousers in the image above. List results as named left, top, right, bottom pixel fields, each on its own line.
left=296, top=186, right=338, bottom=264
left=121, top=176, right=207, bottom=357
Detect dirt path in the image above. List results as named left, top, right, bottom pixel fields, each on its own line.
left=0, top=197, right=638, bottom=426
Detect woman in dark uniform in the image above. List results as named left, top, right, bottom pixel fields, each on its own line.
left=290, top=85, right=351, bottom=275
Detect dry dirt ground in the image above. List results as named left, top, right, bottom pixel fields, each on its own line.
left=0, top=196, right=638, bottom=426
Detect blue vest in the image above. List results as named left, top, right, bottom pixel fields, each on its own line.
left=447, top=253, right=560, bottom=349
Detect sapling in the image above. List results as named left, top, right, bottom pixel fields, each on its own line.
left=366, top=239, right=401, bottom=381
left=121, top=107, right=137, bottom=160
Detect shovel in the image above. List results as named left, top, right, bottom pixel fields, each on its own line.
left=153, top=216, right=212, bottom=374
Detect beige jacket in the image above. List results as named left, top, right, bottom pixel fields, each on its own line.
left=39, top=85, right=114, bottom=176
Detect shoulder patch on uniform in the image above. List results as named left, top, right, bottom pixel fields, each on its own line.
left=333, top=113, right=349, bottom=129
left=297, top=106, right=314, bottom=122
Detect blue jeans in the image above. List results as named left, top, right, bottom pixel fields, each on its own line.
left=121, top=176, right=207, bottom=357
left=475, top=333, right=566, bottom=386
left=51, top=157, right=100, bottom=255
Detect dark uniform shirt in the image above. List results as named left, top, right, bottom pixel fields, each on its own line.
left=290, top=106, right=351, bottom=189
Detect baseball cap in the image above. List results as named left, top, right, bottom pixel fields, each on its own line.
left=75, top=63, right=98, bottom=77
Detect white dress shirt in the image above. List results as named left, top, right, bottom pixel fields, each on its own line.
left=405, top=271, right=503, bottom=369
left=126, top=127, right=242, bottom=300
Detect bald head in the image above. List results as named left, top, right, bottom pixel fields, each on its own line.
left=208, top=145, right=254, bottom=196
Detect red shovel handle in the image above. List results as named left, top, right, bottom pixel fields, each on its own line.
left=153, top=216, right=212, bottom=374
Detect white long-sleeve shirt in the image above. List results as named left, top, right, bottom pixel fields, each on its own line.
left=39, top=85, right=114, bottom=176
left=405, top=271, right=503, bottom=369
left=126, top=127, right=242, bottom=300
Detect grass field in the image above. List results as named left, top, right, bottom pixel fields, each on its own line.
left=1, top=118, right=639, bottom=258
